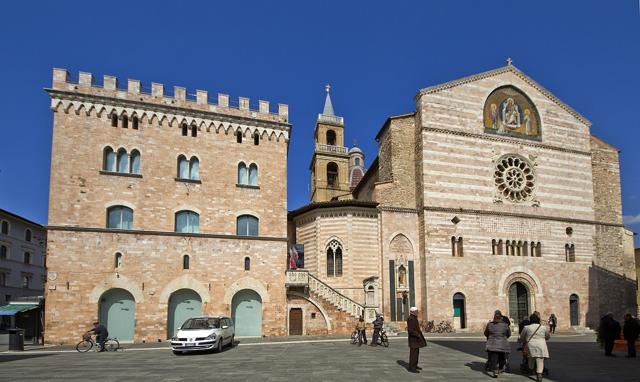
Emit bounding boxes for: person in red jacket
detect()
[406,307,427,373]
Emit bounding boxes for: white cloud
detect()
[623,214,640,225]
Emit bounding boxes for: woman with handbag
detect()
[519,314,550,382]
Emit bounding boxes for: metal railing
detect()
[315,143,348,155]
[317,114,344,125]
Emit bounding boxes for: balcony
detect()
[317,114,344,125]
[285,270,309,286]
[315,143,347,155]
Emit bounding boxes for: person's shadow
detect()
[464,361,487,373]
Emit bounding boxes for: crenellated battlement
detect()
[50,68,289,125]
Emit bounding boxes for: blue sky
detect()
[0,0,639,243]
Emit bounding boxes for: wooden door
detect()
[289,308,303,335]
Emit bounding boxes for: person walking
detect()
[599,312,622,357]
[547,314,557,334]
[406,307,426,373]
[370,313,384,347]
[484,310,511,378]
[622,313,640,358]
[356,315,368,346]
[520,314,550,382]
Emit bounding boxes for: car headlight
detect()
[171,336,178,341]
[205,333,217,340]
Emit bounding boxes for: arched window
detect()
[237,162,248,185]
[535,242,542,257]
[497,240,503,256]
[505,240,511,256]
[566,244,575,262]
[117,148,128,173]
[103,147,116,172]
[132,116,139,130]
[452,237,463,257]
[355,158,360,166]
[244,257,250,271]
[517,241,523,256]
[254,133,259,145]
[122,115,129,129]
[248,164,258,186]
[326,240,343,277]
[398,265,407,287]
[178,155,189,179]
[129,150,141,174]
[191,125,197,137]
[1,221,8,235]
[366,285,375,306]
[111,114,118,127]
[236,215,259,236]
[25,229,32,242]
[0,245,7,259]
[523,241,529,257]
[327,162,338,187]
[23,252,31,264]
[183,255,190,270]
[189,157,199,180]
[326,130,336,146]
[175,210,200,233]
[114,252,122,268]
[492,239,497,255]
[236,130,243,143]
[107,206,133,229]
[181,123,188,136]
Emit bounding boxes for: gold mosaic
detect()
[484,86,540,139]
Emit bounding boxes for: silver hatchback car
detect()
[170,316,235,355]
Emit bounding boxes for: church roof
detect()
[416,63,591,127]
[349,166,365,191]
[348,146,363,155]
[288,199,378,219]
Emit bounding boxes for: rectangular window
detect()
[21,274,31,289]
[0,273,6,286]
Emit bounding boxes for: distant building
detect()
[0,209,46,305]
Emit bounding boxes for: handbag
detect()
[522,324,541,358]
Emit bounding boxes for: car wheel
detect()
[229,335,235,348]
[172,350,183,356]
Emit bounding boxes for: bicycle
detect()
[350,330,359,345]
[76,333,120,352]
[376,329,389,347]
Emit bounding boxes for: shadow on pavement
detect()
[0,353,55,363]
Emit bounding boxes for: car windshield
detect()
[181,318,221,330]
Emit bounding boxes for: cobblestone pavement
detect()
[0,335,638,381]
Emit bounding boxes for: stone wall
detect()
[45,230,287,344]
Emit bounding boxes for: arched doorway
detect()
[508,282,530,322]
[569,294,580,326]
[167,289,202,338]
[232,289,262,337]
[99,288,135,341]
[453,292,466,329]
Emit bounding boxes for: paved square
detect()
[0,335,638,381]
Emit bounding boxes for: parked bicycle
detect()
[75,333,120,352]
[376,329,389,347]
[422,320,454,334]
[350,330,359,345]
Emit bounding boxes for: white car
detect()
[170,316,235,355]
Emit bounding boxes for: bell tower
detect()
[310,85,351,202]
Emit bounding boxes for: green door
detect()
[508,282,529,322]
[99,288,135,341]
[168,289,202,338]
[232,289,262,337]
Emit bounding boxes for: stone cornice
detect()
[46,88,291,133]
[416,65,591,127]
[423,206,624,228]
[422,127,592,156]
[46,225,288,242]
[378,206,418,214]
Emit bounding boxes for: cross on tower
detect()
[325,84,331,93]
[506,57,513,66]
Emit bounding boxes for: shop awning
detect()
[0,303,40,316]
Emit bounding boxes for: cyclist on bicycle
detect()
[355,315,368,346]
[87,321,108,352]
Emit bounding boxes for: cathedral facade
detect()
[287,63,636,333]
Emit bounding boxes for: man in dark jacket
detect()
[599,313,621,357]
[623,314,640,358]
[370,313,384,347]
[89,321,109,352]
[406,307,427,373]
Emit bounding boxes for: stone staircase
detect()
[286,270,365,320]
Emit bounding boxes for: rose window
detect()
[494,155,535,202]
